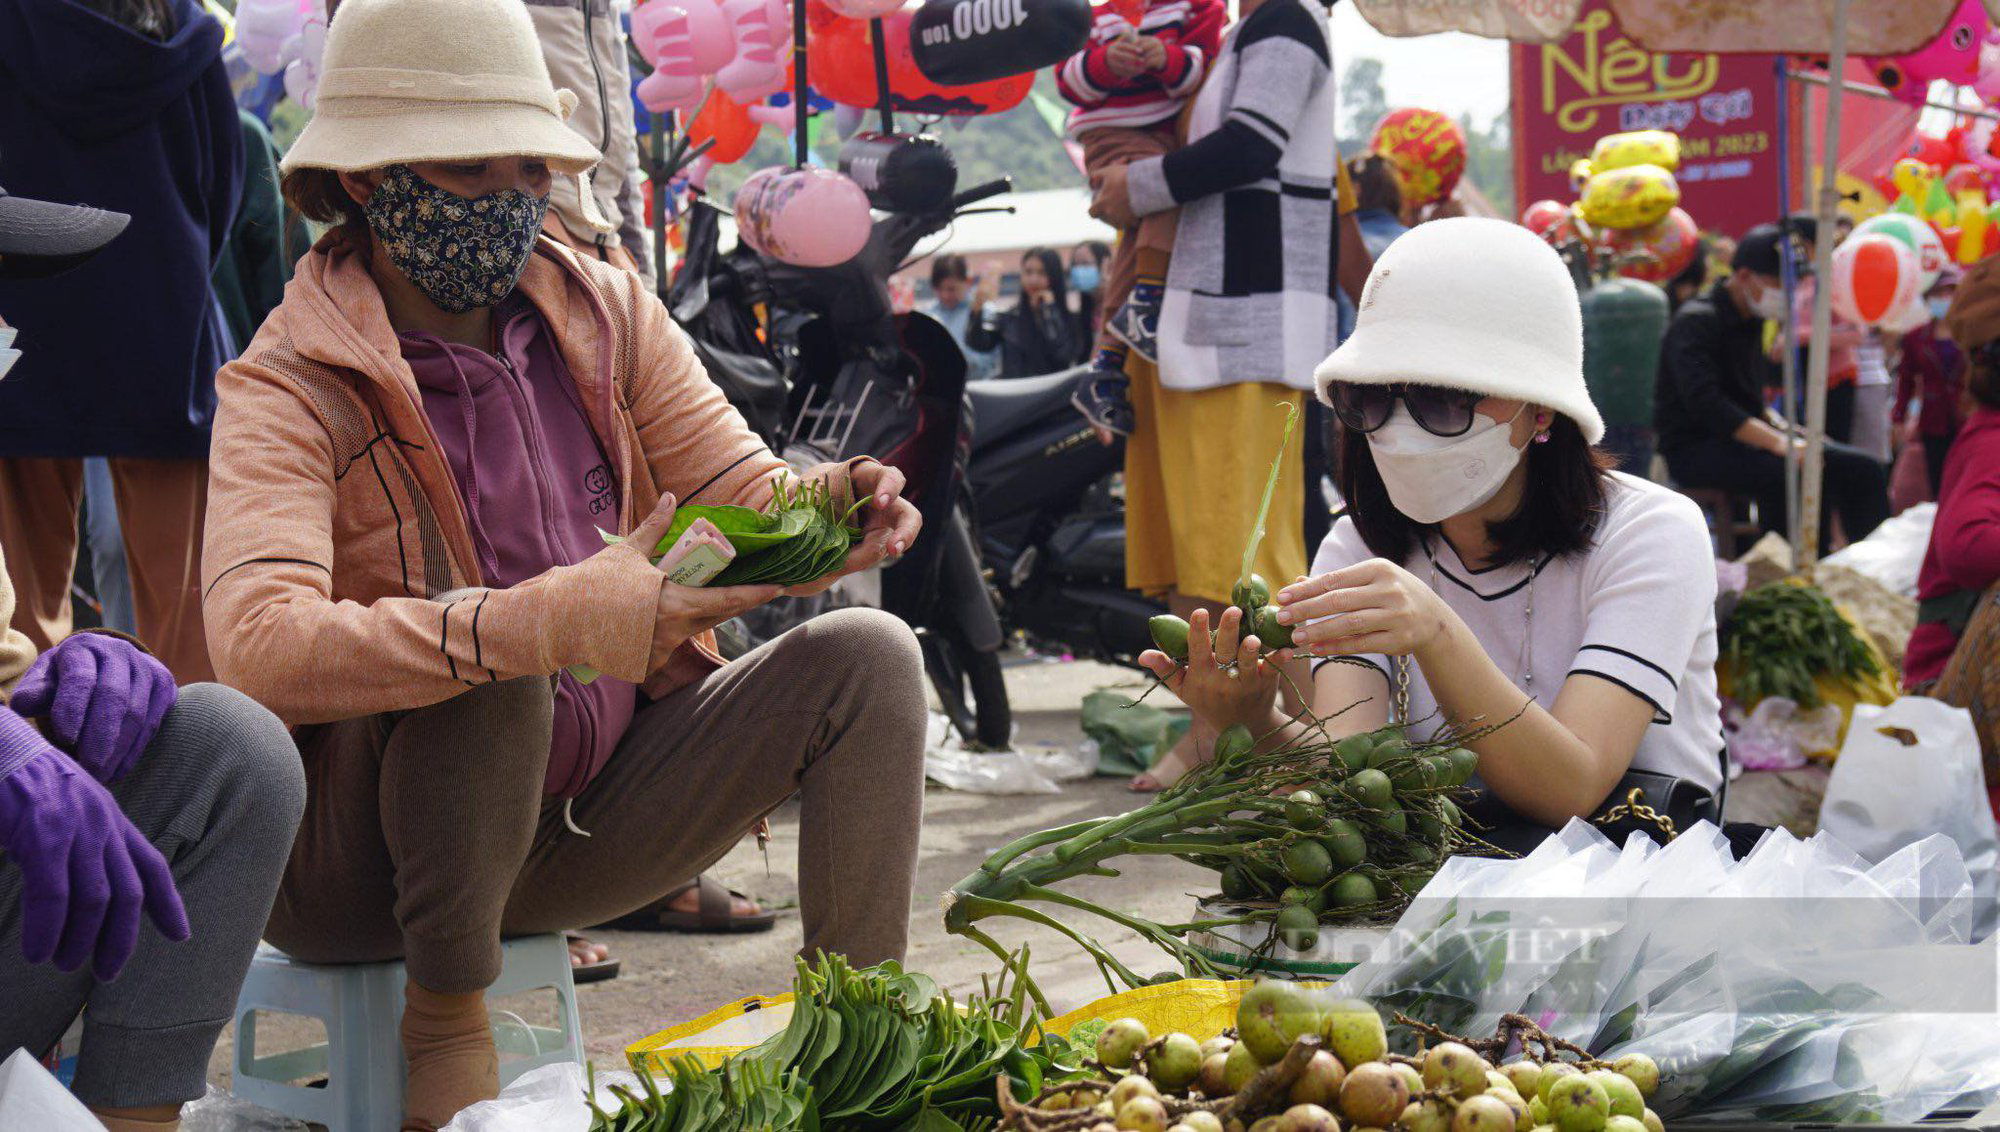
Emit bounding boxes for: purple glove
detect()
[0,708,189,980]
[10,633,177,785]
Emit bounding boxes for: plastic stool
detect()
[230,934,583,1132]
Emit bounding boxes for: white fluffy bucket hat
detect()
[1314,217,1604,445]
[282,0,609,224]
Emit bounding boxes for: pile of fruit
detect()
[999,983,1664,1132]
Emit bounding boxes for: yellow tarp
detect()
[627,980,1329,1073]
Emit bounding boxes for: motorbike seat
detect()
[966,367,1089,446]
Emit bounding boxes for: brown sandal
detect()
[592,874,777,934]
[563,931,621,984]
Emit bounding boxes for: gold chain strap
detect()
[1591,787,1678,841]
[1393,655,1411,724]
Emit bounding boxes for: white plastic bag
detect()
[180,1086,311,1130]
[922,713,1093,794]
[0,1049,102,1130]
[1820,697,2000,940]
[1821,503,1934,598]
[441,1062,648,1132]
[1338,817,2000,1121]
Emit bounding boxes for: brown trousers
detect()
[1081,124,1179,338]
[0,456,213,683]
[263,608,929,992]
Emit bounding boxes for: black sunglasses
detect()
[1329,382,1485,437]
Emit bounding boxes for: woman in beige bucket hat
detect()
[201,0,930,1127]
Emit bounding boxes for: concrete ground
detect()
[202,652,1826,1109]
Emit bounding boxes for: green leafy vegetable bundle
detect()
[615,473,866,588]
[590,952,1073,1132]
[1722,581,1880,709]
[590,1058,816,1131]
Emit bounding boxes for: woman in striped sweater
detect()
[1094,0,1372,790]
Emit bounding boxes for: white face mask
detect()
[1366,404,1528,525]
[1748,282,1787,321]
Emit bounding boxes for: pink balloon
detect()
[1977,28,2000,102]
[633,0,732,85]
[714,0,791,103]
[680,0,736,76]
[632,4,705,112]
[236,0,307,74]
[1865,0,1988,103]
[734,167,872,266]
[283,56,317,111]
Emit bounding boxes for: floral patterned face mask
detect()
[362,164,550,314]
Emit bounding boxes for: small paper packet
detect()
[569,519,739,685]
[656,517,736,586]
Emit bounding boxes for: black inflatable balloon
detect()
[908,0,1091,86]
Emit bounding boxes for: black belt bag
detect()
[1462,768,1722,855]
[1588,768,1721,845]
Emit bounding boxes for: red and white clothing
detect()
[1056,0,1225,136]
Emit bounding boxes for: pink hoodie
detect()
[401,298,633,796]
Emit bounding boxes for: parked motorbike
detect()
[962,367,1165,668]
[669,142,1021,746]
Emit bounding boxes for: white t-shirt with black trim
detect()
[1307,472,1725,795]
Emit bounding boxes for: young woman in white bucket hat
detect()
[200,0,927,1126]
[1140,218,1727,849]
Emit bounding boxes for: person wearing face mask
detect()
[1138,219,1726,849]
[1894,273,1966,498]
[967,246,1084,378]
[1071,240,1110,344]
[1655,224,1889,551]
[201,1,928,1127]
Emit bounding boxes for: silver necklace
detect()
[1391,543,1536,723]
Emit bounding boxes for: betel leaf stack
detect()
[592,952,1069,1131]
[614,473,867,588]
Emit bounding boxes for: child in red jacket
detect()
[1059,0,1224,436]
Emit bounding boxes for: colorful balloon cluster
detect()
[1368,108,1465,209]
[1879,150,2000,268]
[233,0,327,109]
[630,0,1043,194]
[1521,129,1697,284]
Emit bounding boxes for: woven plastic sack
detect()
[626,992,796,1073]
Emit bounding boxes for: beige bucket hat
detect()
[282,0,605,194]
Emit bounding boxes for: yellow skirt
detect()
[1123,358,1306,604]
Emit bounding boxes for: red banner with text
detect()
[1510,1,1794,239]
